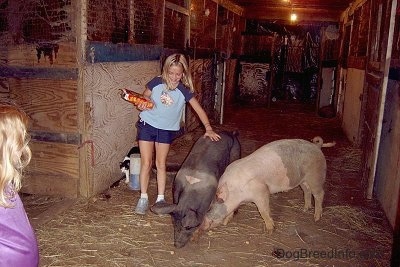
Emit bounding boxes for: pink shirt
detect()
[0,188,39,267]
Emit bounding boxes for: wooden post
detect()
[268,33,277,108]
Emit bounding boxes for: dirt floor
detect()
[23,102,393,267]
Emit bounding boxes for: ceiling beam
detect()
[243,6,342,22]
[210,0,244,16]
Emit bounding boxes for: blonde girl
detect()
[134,53,221,215]
[0,102,39,266]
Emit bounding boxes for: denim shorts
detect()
[136,120,180,144]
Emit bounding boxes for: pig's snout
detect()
[174,240,186,249]
[173,232,191,248]
[204,200,229,229]
[202,212,225,230]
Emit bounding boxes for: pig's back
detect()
[240,138,324,162]
[266,139,325,160]
[256,139,326,171]
[219,139,326,190]
[177,131,239,186]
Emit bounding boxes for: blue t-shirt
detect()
[139,76,194,131]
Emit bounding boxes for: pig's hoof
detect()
[264,222,275,235]
[314,213,322,221]
[222,212,234,226]
[265,226,274,235]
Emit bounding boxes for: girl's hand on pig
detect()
[204,130,221,141]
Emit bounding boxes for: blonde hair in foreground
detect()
[162,53,195,92]
[0,103,32,207]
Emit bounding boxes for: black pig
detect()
[150,130,240,248]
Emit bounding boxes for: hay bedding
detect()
[33,183,391,267]
[25,105,392,266]
[23,194,66,220]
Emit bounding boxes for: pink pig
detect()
[201,137,334,234]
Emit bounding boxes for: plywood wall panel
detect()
[341,68,365,145]
[83,61,160,195]
[22,141,79,197]
[6,42,77,68]
[9,78,78,133]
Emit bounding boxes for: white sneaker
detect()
[134,198,148,215]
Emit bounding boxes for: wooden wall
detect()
[185,58,215,132]
[9,76,80,197]
[341,68,365,145]
[375,1,400,228]
[1,40,81,198]
[25,142,80,197]
[0,0,246,198]
[375,79,400,227]
[0,0,81,197]
[5,42,77,67]
[82,61,160,196]
[337,0,399,230]
[224,58,239,108]
[338,0,370,146]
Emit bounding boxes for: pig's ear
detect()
[185,175,201,185]
[216,182,228,201]
[216,197,224,203]
[150,203,176,215]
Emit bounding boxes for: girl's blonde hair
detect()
[0,103,32,207]
[161,53,195,92]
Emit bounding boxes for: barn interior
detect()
[0,0,399,266]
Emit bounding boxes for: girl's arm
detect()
[188,97,221,141]
[137,87,153,111]
[142,87,152,98]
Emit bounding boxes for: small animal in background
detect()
[201,136,335,235]
[120,144,140,183]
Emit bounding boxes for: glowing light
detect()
[290,12,297,21]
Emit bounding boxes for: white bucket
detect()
[129,154,141,190]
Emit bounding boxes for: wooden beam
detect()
[243,6,342,22]
[165,1,190,16]
[85,42,163,63]
[0,66,78,80]
[210,0,244,16]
